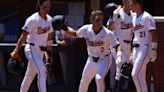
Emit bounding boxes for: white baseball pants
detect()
[78,54,111,92]
[20,44,47,92]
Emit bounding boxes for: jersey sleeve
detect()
[109,32,119,47]
[48,15,54,33]
[147,16,156,31]
[76,25,88,38]
[112,7,121,22]
[49,25,54,33]
[113,10,119,22]
[112,9,120,28]
[22,18,35,33]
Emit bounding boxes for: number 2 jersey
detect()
[76,24,119,57]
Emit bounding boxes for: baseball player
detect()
[130,0,158,92]
[106,0,134,92]
[59,10,121,92]
[10,0,53,92]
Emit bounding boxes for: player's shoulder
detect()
[28,12,45,20]
[83,24,92,27]
[113,5,122,13]
[113,6,122,21]
[113,6,122,15]
[143,11,154,19]
[140,11,154,23]
[28,12,38,19]
[79,24,91,29]
[102,26,114,35]
[25,12,38,23]
[46,14,53,20]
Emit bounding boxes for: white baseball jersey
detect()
[77,24,119,92]
[131,11,156,92]
[132,11,156,44]
[22,12,53,46]
[76,24,119,57]
[113,8,134,40]
[111,8,136,81]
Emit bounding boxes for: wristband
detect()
[152,42,157,50]
[45,57,51,63]
[117,51,122,57]
[13,50,19,53]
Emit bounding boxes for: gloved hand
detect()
[150,49,157,62]
[120,63,133,78]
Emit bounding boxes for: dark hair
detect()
[36,0,49,11]
[90,10,104,22]
[132,0,143,7]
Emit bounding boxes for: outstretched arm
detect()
[60,27,78,38]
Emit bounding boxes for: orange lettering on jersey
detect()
[86,38,105,47]
[133,24,144,31]
[120,22,133,29]
[37,26,51,34]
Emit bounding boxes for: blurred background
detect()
[0,0,164,92]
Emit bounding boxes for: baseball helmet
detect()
[52,15,68,31]
[104,3,117,17]
[7,58,24,74]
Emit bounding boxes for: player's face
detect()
[129,2,137,12]
[92,15,104,26]
[39,0,51,14]
[123,0,131,9]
